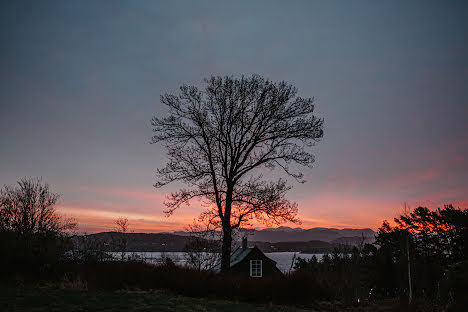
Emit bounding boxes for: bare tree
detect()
[0,177,76,236]
[114,216,129,233]
[113,216,129,261]
[151,75,324,271]
[0,178,76,268]
[184,222,221,271]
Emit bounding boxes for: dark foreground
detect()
[0,286,406,312]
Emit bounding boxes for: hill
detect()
[245,227,375,243]
[71,227,375,252]
[71,232,193,252]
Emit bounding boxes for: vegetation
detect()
[0,178,76,277]
[113,216,130,261]
[0,286,313,312]
[183,225,221,271]
[0,260,398,311]
[0,177,76,235]
[2,286,411,312]
[151,74,324,271]
[1,177,466,310]
[294,204,468,310]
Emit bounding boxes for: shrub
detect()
[42,261,332,305]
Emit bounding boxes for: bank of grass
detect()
[0,285,404,312]
[11,261,333,304]
[0,261,434,311]
[0,286,324,312]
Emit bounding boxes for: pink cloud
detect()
[71,185,168,202]
[407,187,468,209]
[55,153,468,234]
[59,203,197,233]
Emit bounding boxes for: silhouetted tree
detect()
[0,177,76,235]
[151,75,324,271]
[184,236,220,271]
[113,216,129,261]
[0,178,76,275]
[69,233,112,263]
[183,222,220,271]
[291,204,467,307]
[375,204,468,304]
[114,216,129,233]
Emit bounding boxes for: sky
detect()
[1,1,467,233]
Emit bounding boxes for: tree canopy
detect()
[151,74,324,270]
[0,177,76,236]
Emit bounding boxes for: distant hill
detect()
[71,232,193,252]
[72,227,376,253]
[244,227,376,243]
[250,240,333,253]
[330,235,375,246]
[175,226,375,243]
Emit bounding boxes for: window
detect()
[250,260,262,277]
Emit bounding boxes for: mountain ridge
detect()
[173,226,375,243]
[71,232,375,253]
[71,227,376,253]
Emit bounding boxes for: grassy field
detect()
[0,286,320,312]
[0,285,405,312]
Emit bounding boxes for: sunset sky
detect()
[1,1,467,233]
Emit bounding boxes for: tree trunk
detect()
[220,226,232,272]
[220,185,233,272]
[406,233,412,304]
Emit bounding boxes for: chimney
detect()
[242,236,247,249]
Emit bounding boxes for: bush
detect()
[0,178,76,280]
[37,261,332,305]
[0,231,72,279]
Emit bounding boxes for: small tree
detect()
[0,177,76,235]
[0,178,76,272]
[151,75,324,271]
[114,216,129,233]
[113,216,129,261]
[71,233,112,263]
[183,223,221,271]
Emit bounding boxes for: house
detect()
[212,237,283,278]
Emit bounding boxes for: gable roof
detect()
[211,246,276,272]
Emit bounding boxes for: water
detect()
[109,251,323,273]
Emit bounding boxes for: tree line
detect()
[293,204,468,309]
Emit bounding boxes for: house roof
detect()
[211,246,276,272]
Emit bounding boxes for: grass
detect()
[0,285,407,312]
[0,286,313,312]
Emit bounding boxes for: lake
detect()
[109,251,324,273]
